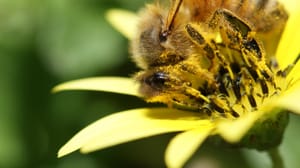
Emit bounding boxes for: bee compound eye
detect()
[145,72,169,89]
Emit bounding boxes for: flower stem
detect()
[268,148,284,168]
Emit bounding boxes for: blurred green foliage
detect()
[0,0,299,168]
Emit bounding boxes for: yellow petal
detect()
[219,79,300,143]
[276,0,300,69]
[217,111,264,143]
[58,108,212,157]
[275,81,300,115]
[52,77,141,97]
[286,56,300,81]
[278,0,299,14]
[106,9,138,40]
[165,128,212,168]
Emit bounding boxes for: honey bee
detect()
[131,0,288,117]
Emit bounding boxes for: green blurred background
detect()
[1,0,300,167]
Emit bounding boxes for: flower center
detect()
[187,53,300,119]
[164,48,300,119]
[209,59,284,118]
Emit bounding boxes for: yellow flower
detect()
[54,1,300,168]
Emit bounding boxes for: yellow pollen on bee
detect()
[132,0,291,119]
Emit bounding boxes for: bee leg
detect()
[183,86,211,103]
[179,62,218,89]
[148,71,212,104]
[213,45,235,80]
[185,23,236,81]
[208,9,260,60]
[209,9,274,83]
[208,8,252,46]
[184,23,220,74]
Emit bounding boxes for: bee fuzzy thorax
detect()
[131,0,290,119]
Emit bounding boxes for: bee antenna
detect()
[161,0,183,40]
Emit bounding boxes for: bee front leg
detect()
[185,23,235,80]
[178,61,218,90]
